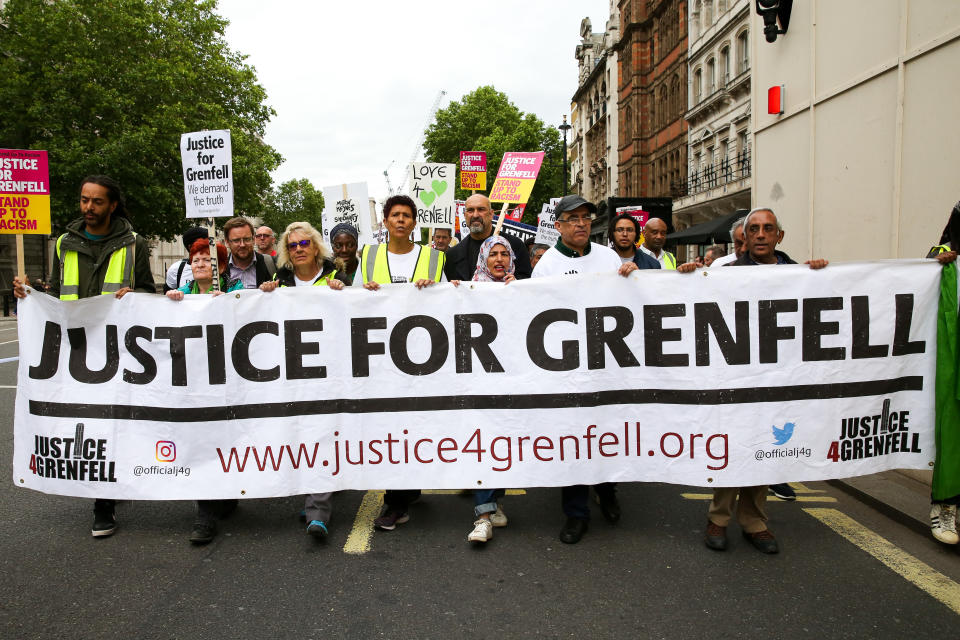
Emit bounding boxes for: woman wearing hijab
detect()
[453,235,517,542]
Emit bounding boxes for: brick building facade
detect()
[614,0,688,199]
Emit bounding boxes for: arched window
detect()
[737,30,749,74]
[719,45,730,86]
[672,74,682,115]
[691,0,701,39]
[706,57,715,94]
[693,68,702,104]
[704,0,713,26]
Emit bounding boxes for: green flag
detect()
[933,261,960,500]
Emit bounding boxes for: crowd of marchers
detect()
[13,175,960,554]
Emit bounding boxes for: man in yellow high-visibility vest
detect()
[14,175,155,538]
[639,217,677,270]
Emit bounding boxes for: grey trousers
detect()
[304,492,333,523]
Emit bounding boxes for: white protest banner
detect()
[535,197,561,245]
[321,182,374,248]
[14,261,939,500]
[181,130,233,218]
[410,163,456,229]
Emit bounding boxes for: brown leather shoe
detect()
[705,521,727,550]
[743,529,779,554]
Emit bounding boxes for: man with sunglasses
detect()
[255,225,278,257]
[223,217,275,288]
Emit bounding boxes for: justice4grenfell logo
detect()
[755,421,810,461]
[29,423,117,483]
[827,398,921,463]
[772,422,795,445]
[133,440,191,478]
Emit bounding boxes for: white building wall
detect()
[751,0,960,260]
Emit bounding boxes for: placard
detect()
[181,130,234,218]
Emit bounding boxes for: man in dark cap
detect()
[164,226,209,292]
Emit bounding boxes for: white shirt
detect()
[294,274,318,286]
[710,253,738,268]
[165,260,193,290]
[532,242,622,278]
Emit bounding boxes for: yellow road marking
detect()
[805,507,960,615]
[342,490,383,555]
[423,489,527,495]
[681,492,836,503]
[789,482,826,494]
[343,489,527,554]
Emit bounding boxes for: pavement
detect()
[831,469,937,537]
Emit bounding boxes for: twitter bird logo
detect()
[772,422,795,446]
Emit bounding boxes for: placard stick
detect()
[15,235,25,283]
[205,217,220,292]
[492,202,509,237]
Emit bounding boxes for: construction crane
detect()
[383,89,447,196]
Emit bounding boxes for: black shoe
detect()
[559,517,588,544]
[597,492,621,524]
[743,529,779,554]
[705,521,727,551]
[189,520,217,545]
[769,483,796,501]
[92,507,117,538]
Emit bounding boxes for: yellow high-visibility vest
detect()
[662,250,677,270]
[358,244,445,285]
[57,233,135,300]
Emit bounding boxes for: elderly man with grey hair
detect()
[705,206,827,555]
[710,214,748,267]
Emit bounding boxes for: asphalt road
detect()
[1,317,959,639]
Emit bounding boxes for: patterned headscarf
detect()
[472,236,516,282]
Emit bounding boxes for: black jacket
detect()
[631,249,662,270]
[273,259,346,287]
[444,233,532,281]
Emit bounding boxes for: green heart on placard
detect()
[432,180,447,196]
[421,191,436,206]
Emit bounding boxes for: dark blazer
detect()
[731,250,796,266]
[631,250,662,270]
[444,233,532,281]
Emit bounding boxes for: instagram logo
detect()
[156,441,176,462]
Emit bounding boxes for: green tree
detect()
[423,86,563,225]
[0,0,283,240]
[260,178,325,236]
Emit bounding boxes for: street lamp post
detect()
[559,115,572,196]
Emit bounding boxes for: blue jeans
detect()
[474,488,505,517]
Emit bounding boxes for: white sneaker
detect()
[930,503,959,544]
[490,503,508,528]
[468,518,493,543]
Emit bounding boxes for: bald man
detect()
[443,193,532,280]
[639,218,677,270]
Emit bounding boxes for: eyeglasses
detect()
[558,215,594,226]
[255,233,273,239]
[228,237,254,245]
[287,239,312,250]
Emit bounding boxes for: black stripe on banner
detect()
[28,376,923,423]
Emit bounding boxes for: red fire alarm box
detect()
[768,85,785,115]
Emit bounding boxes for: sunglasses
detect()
[287,239,312,250]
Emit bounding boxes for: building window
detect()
[704,0,713,27]
[691,0,701,39]
[719,46,730,87]
[706,58,715,94]
[737,30,749,74]
[693,69,702,104]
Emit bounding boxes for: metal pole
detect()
[559,115,572,197]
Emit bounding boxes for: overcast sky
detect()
[216,0,610,204]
